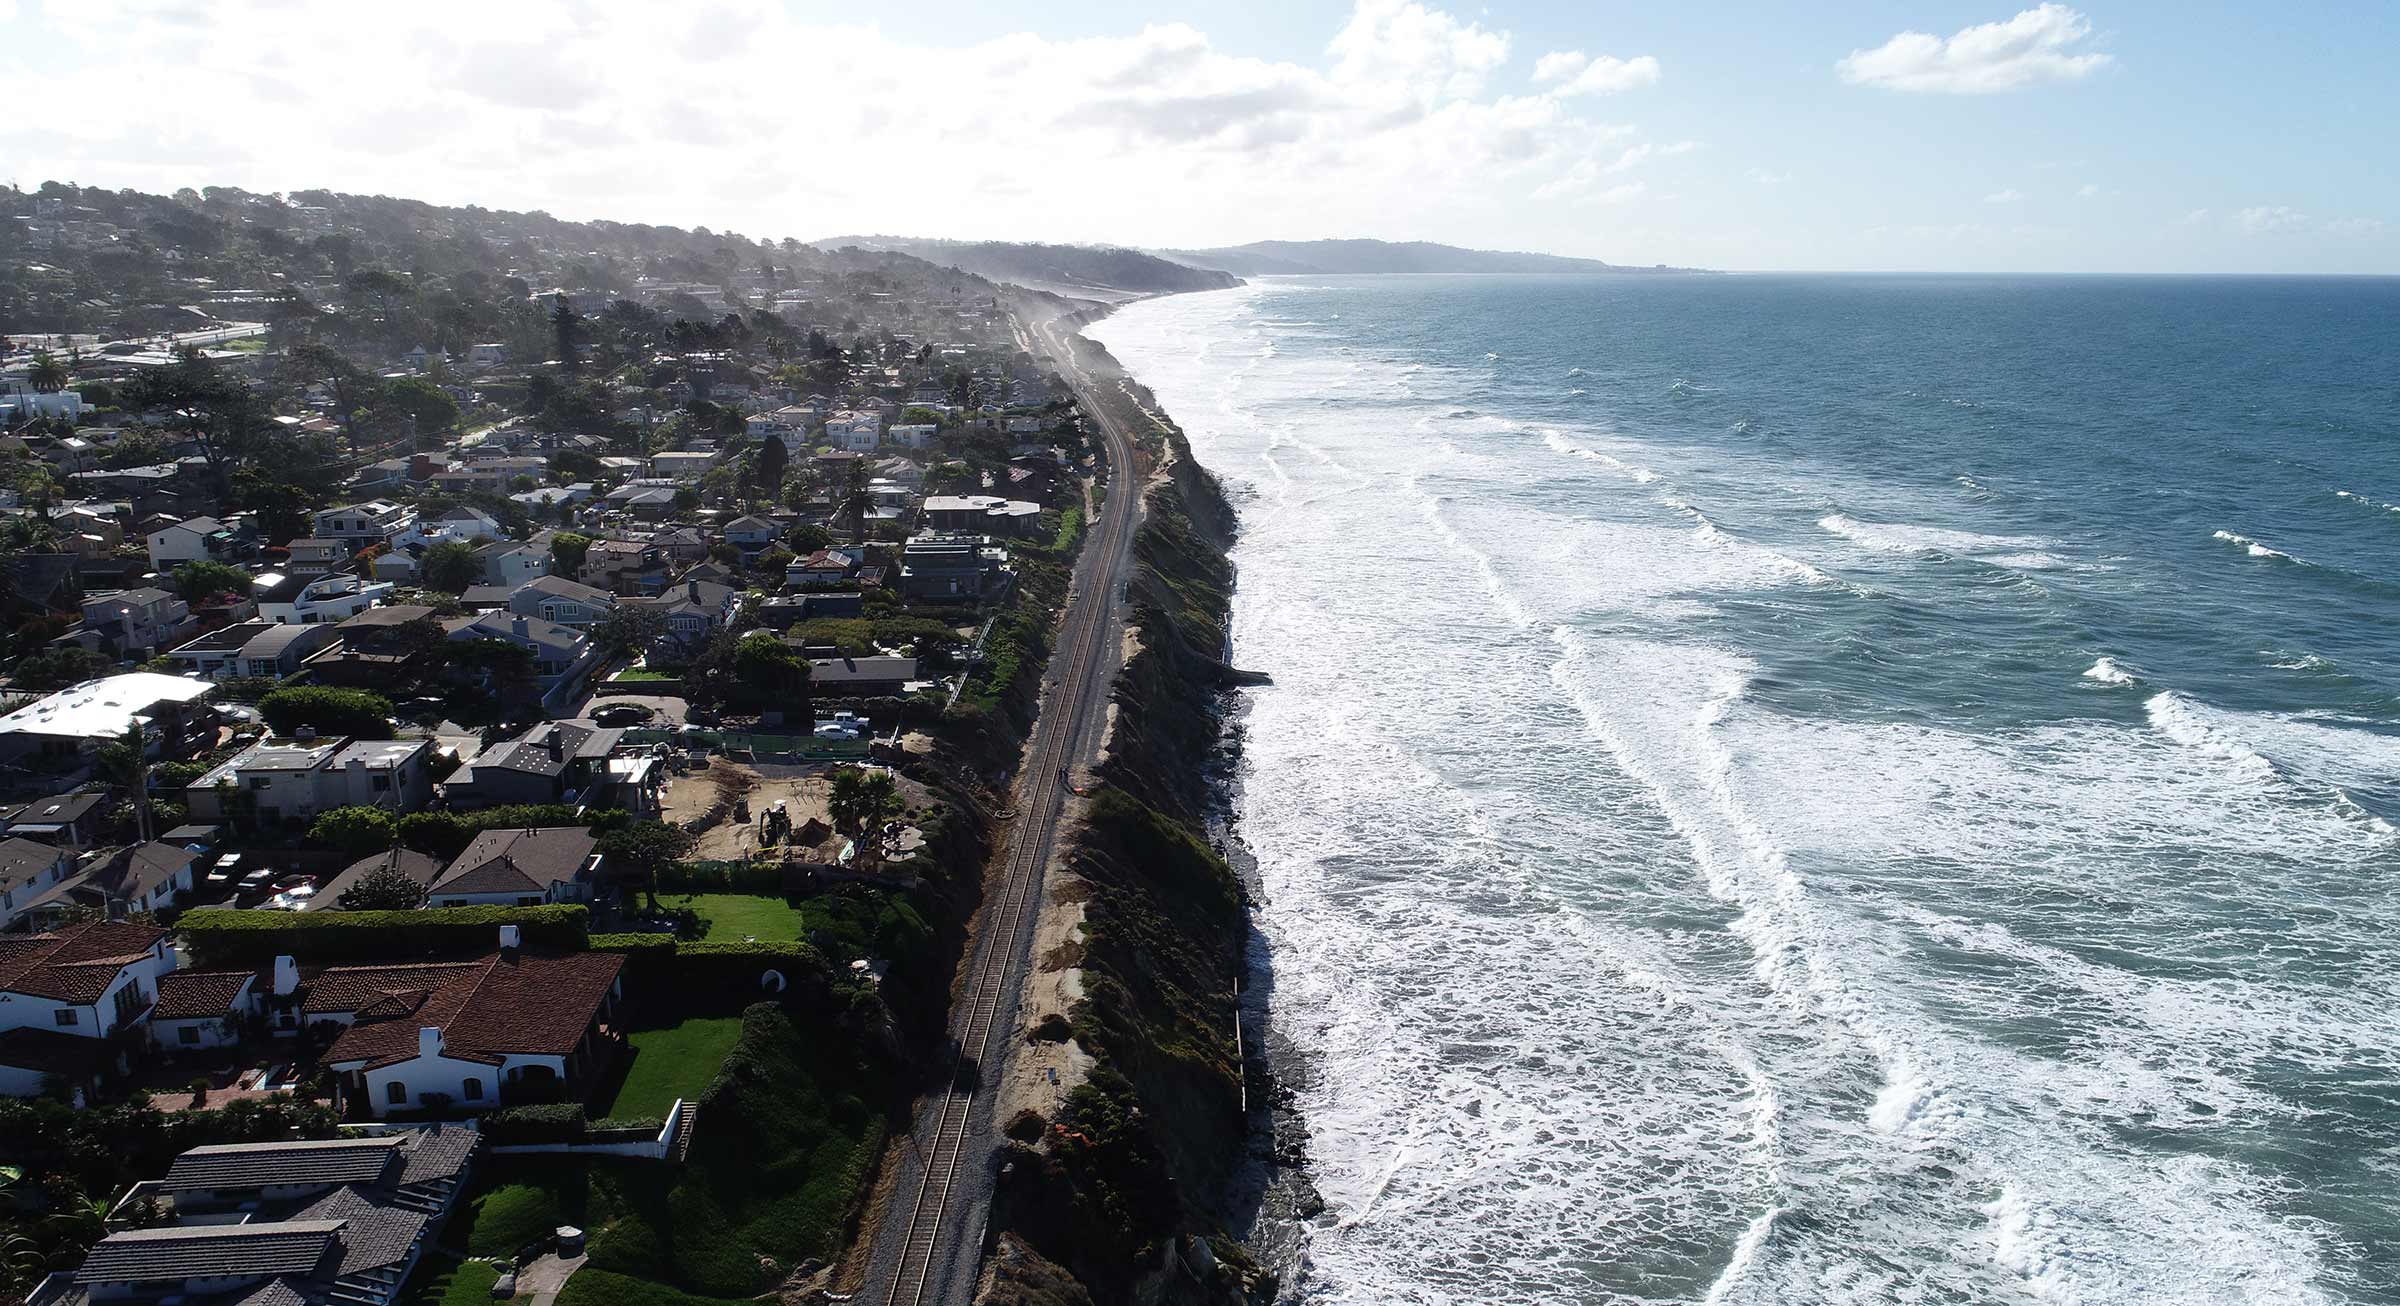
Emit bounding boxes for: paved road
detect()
[857,309,1147,1306]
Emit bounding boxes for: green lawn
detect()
[448,1166,579,1258]
[592,1016,746,1121]
[555,1269,750,1306]
[400,1256,507,1306]
[660,892,805,942]
[610,668,677,682]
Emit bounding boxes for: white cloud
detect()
[2076,183,2100,198]
[2177,208,2212,225]
[1838,4,2112,94]
[2323,217,2388,237]
[0,0,1669,251]
[1747,168,1792,185]
[1984,188,2024,203]
[1533,48,1662,95]
[2234,205,2307,234]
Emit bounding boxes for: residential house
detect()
[898,533,1011,602]
[312,500,415,547]
[258,573,392,626]
[580,540,668,595]
[506,574,615,628]
[143,515,234,570]
[24,841,199,923]
[283,538,352,576]
[621,578,743,657]
[300,606,441,689]
[0,793,107,850]
[315,949,623,1115]
[887,422,937,450]
[650,526,708,568]
[0,673,216,765]
[724,514,783,552]
[46,1130,478,1306]
[0,921,175,1098]
[648,450,717,480]
[164,621,276,680]
[785,547,861,589]
[923,494,1043,536]
[185,736,435,829]
[425,828,602,908]
[475,538,551,587]
[466,342,507,369]
[441,722,622,810]
[305,847,445,913]
[805,655,919,698]
[146,968,258,1051]
[443,613,599,698]
[825,410,881,452]
[232,623,340,679]
[79,587,194,658]
[0,837,74,930]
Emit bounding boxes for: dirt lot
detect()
[659,758,839,859]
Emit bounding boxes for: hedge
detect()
[481,1103,588,1145]
[655,859,786,896]
[588,935,828,997]
[178,904,591,966]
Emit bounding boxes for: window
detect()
[372,774,391,792]
[249,776,270,790]
[178,1026,201,1045]
[462,1078,483,1101]
[387,1081,408,1105]
[54,1008,77,1026]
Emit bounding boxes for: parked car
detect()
[207,852,243,884]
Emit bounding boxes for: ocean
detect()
[1087,274,2400,1306]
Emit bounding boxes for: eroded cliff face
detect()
[979,353,1270,1306]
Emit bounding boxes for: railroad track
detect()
[873,314,1144,1306]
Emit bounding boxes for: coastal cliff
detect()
[978,336,1270,1305]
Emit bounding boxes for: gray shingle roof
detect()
[75,1221,344,1285]
[293,1186,429,1275]
[159,1137,402,1193]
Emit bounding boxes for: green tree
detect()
[257,686,394,739]
[26,352,69,394]
[596,822,692,912]
[94,724,153,845]
[752,432,788,493]
[336,860,427,911]
[549,531,592,574]
[730,631,811,713]
[421,540,482,593]
[589,603,669,661]
[170,559,252,603]
[307,806,397,857]
[12,647,110,690]
[396,810,475,860]
[827,765,903,842]
[373,376,460,436]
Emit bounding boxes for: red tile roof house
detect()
[0,921,176,1099]
[311,950,626,1117]
[147,968,261,1053]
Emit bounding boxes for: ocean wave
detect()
[1567,387,1588,396]
[2263,649,2338,675]
[2083,657,2138,685]
[2210,529,2303,564]
[2334,488,2400,516]
[1817,513,2062,570]
[1541,429,1659,483]
[1566,366,1587,377]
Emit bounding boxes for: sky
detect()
[5,0,2396,273]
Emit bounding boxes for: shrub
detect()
[258,686,394,740]
[481,1103,588,1145]
[177,904,589,966]
[307,806,396,857]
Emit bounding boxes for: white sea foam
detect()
[2211,529,2302,563]
[1817,512,2053,562]
[2334,488,2400,515]
[1540,429,1659,483]
[2083,656,2137,684]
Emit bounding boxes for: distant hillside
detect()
[1154,238,1704,276]
[817,236,1240,300]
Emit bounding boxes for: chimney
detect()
[546,730,564,763]
[272,955,299,997]
[418,1025,443,1059]
[294,725,316,744]
[688,579,701,602]
[512,616,530,637]
[498,924,521,953]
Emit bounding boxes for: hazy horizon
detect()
[7,1,2395,275]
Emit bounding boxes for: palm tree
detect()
[96,723,152,845]
[838,463,871,545]
[26,352,68,394]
